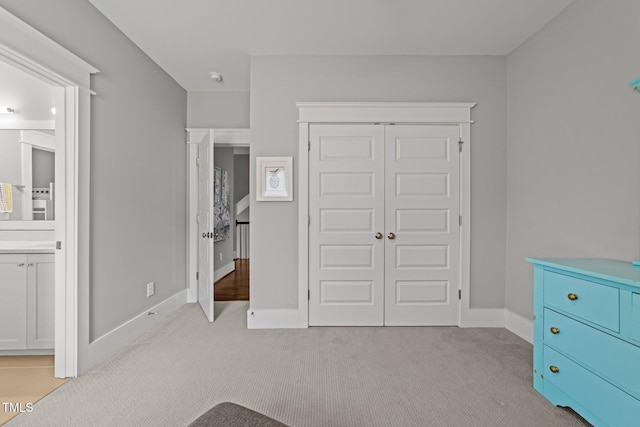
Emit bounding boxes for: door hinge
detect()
[196,271,199,281]
[308,289,311,300]
[196,156,200,167]
[459,215,462,226]
[458,289,462,300]
[308,140,311,151]
[458,138,464,153]
[196,214,200,224]
[308,215,311,226]
[56,241,62,250]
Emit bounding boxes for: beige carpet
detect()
[0,356,67,425]
[6,302,589,426]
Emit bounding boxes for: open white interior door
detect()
[197,132,214,322]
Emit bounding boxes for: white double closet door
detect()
[309,124,461,326]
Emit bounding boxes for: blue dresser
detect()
[527,258,640,426]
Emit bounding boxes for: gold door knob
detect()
[550,327,560,335]
[567,293,578,301]
[387,232,396,240]
[375,232,383,240]
[549,365,560,373]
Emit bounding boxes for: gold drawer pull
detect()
[567,293,578,301]
[550,327,560,335]
[549,365,560,374]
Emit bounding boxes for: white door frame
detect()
[186,128,250,303]
[0,7,97,377]
[297,102,475,328]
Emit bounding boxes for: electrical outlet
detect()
[146,281,155,297]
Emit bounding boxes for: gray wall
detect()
[505,0,640,319]
[233,154,249,204]
[250,55,507,310]
[32,149,54,188]
[0,0,188,341]
[187,91,250,128]
[213,147,234,270]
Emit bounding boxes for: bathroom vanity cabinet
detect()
[0,253,54,351]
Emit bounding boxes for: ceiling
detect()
[88,0,574,93]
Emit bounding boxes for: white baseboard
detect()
[214,261,235,282]
[247,308,304,329]
[88,289,188,368]
[505,310,533,343]
[460,308,505,327]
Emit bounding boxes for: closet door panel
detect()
[309,124,385,326]
[384,125,460,325]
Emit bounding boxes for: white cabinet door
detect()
[308,125,385,326]
[384,125,460,325]
[0,255,28,349]
[27,254,55,349]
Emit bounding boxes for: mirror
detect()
[0,129,55,221]
[0,55,56,224]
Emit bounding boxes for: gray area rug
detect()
[6,302,589,426]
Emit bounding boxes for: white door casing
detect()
[197,133,215,322]
[0,7,98,376]
[298,102,475,328]
[186,129,250,306]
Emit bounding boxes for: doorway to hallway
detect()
[214,258,249,301]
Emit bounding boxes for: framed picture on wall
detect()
[256,156,293,201]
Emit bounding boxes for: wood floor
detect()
[214,258,249,301]
[0,355,67,425]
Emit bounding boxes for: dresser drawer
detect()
[544,346,640,426]
[543,270,619,332]
[544,308,640,398]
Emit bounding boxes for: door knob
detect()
[567,293,578,301]
[375,232,383,240]
[387,232,396,240]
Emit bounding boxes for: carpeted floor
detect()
[5,302,590,426]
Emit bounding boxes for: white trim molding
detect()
[296,102,476,124]
[505,310,534,344]
[297,102,476,329]
[214,261,235,283]
[460,308,506,328]
[247,308,306,329]
[88,290,188,367]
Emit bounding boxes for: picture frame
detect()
[256,156,293,201]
